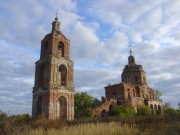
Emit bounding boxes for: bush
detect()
[114,106,136,118]
[164,108,179,117]
[137,105,151,116]
[0,111,7,127]
[10,114,31,125]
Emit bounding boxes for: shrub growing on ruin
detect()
[114,106,136,118]
[137,105,151,116]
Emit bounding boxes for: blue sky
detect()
[0,0,180,114]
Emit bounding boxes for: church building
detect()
[32,16,74,120]
[104,49,162,115]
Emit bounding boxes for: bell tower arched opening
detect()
[57,96,67,119]
[36,96,43,117]
[59,65,67,86]
[38,65,45,87]
[58,42,64,57]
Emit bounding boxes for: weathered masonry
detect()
[94,50,163,116]
[32,16,74,120]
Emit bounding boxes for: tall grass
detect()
[12,121,180,135]
[1,114,180,135]
[15,122,140,135]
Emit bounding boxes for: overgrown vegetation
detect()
[114,106,136,118]
[74,92,101,118]
[0,108,180,135]
[137,105,151,116]
[0,93,179,135]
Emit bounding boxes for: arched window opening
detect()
[109,105,113,112]
[128,92,131,98]
[112,92,116,99]
[144,99,148,105]
[59,65,67,86]
[36,96,43,117]
[155,105,157,111]
[101,109,107,117]
[117,101,122,106]
[136,86,140,97]
[58,96,67,119]
[150,104,154,115]
[45,42,48,50]
[39,65,45,86]
[126,76,130,83]
[157,105,161,115]
[42,42,48,57]
[131,58,135,63]
[58,42,64,57]
[135,76,138,82]
[154,105,158,114]
[109,105,114,116]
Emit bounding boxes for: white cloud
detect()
[0,0,180,114]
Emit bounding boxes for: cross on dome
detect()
[55,9,59,21]
[129,48,133,56]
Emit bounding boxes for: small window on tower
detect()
[59,64,67,86]
[58,42,63,49]
[39,64,45,86]
[127,76,129,82]
[45,42,48,50]
[58,42,64,57]
[135,76,138,82]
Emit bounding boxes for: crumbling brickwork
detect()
[32,17,74,120]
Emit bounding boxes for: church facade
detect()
[104,50,162,115]
[32,16,74,120]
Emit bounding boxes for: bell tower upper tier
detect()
[40,17,70,60]
[34,16,74,91]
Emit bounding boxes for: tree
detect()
[92,98,101,108]
[163,103,171,109]
[0,110,7,120]
[178,102,180,109]
[10,114,31,125]
[154,90,162,100]
[74,92,94,118]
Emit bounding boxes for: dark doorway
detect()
[36,96,43,117]
[58,96,67,119]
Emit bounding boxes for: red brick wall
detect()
[32,19,74,120]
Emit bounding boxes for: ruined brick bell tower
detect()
[32,15,74,120]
